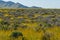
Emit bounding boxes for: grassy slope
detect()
[0,9,60,40]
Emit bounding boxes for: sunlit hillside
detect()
[0,9,60,40]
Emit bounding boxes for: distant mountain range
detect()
[0,0,41,8]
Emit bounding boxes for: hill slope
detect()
[0,1,28,8]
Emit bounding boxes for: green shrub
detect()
[10,31,23,38]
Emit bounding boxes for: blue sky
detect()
[3,0,60,8]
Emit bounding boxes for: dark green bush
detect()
[10,31,23,38]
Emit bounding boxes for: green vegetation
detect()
[0,8,60,40]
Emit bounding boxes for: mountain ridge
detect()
[0,0,41,8]
[0,0,28,8]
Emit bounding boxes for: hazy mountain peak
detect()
[0,0,41,8]
[0,0,28,8]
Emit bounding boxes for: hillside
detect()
[0,0,28,8]
[0,9,60,40]
[0,0,41,8]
